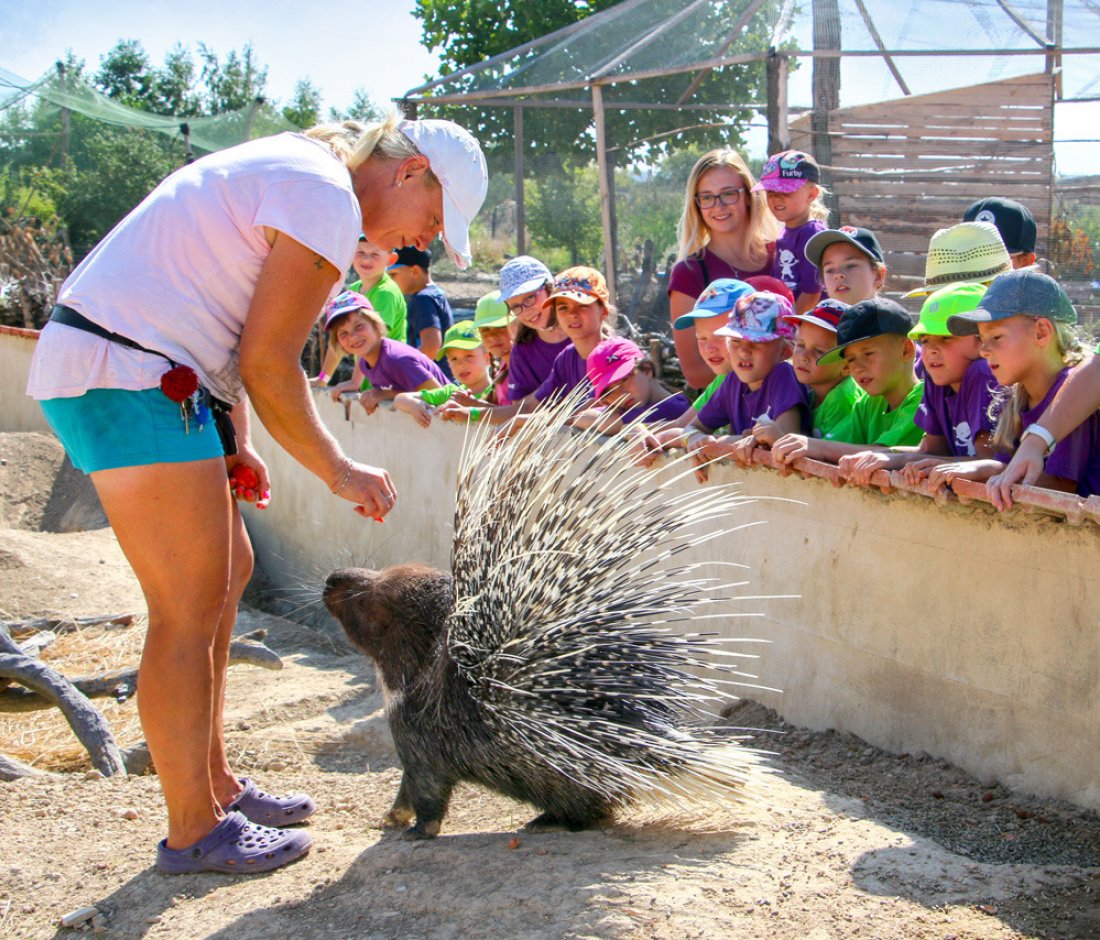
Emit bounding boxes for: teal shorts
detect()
[39,387,225,474]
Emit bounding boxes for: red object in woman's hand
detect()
[229,465,260,490]
[160,365,200,403]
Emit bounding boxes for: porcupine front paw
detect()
[399,819,442,840]
[378,806,414,829]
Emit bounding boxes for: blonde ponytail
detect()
[304,107,423,171]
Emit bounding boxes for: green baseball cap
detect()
[473,290,513,329]
[437,320,483,360]
[909,282,987,339]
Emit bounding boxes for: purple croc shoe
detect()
[156,811,312,874]
[227,777,316,827]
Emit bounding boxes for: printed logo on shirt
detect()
[954,420,975,456]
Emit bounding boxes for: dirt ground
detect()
[1,430,1098,940]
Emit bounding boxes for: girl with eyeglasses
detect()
[496,255,570,402]
[669,149,780,389]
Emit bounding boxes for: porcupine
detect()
[324,391,769,839]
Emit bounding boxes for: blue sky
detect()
[1,0,1094,175]
[1,0,440,114]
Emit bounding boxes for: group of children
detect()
[312,148,1100,504]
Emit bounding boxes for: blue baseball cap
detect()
[673,278,754,330]
[946,270,1076,336]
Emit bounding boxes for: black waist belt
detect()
[50,305,167,359]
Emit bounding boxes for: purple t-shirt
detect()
[696,361,809,435]
[621,392,692,425]
[668,247,774,301]
[998,367,1100,498]
[534,345,592,402]
[358,338,447,392]
[508,335,571,401]
[773,220,826,299]
[915,357,998,457]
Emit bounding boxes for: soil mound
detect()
[0,432,107,533]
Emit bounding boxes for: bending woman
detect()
[25,112,486,874]
[669,149,779,388]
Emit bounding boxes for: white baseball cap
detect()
[399,119,487,270]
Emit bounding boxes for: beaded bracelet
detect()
[330,458,353,496]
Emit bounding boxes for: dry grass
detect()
[1,619,147,772]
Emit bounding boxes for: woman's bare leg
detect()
[209,503,254,807]
[91,457,235,850]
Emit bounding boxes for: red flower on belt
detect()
[160,365,200,403]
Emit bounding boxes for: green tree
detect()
[412,0,772,169]
[329,87,383,124]
[199,42,268,113]
[94,40,155,107]
[282,78,322,129]
[527,160,603,266]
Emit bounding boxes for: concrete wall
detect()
[4,328,1099,811]
[0,326,53,434]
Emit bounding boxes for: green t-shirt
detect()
[692,373,726,411]
[349,273,407,342]
[812,375,866,442]
[846,381,925,447]
[419,383,493,420]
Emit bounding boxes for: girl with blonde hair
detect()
[923,270,1100,499]
[669,148,781,388]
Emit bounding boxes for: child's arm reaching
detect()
[393,391,435,428]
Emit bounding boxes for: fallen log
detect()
[3,613,136,640]
[0,638,283,713]
[0,628,126,777]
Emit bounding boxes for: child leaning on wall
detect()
[836,283,1000,487]
[753,150,828,316]
[323,290,445,416]
[571,337,690,436]
[921,270,1100,499]
[311,236,407,388]
[764,298,865,446]
[394,321,495,427]
[678,290,809,481]
[634,279,757,464]
[804,226,887,307]
[769,297,924,469]
[472,291,516,405]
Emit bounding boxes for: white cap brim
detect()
[441,187,472,270]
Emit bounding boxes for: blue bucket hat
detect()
[499,256,553,303]
[672,278,754,330]
[946,270,1076,336]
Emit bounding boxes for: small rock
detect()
[146,915,162,924]
[981,791,995,803]
[118,808,139,820]
[931,790,944,799]
[83,770,104,781]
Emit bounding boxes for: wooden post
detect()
[592,84,617,310]
[180,122,194,164]
[1047,0,1063,99]
[766,50,790,155]
[514,105,526,256]
[244,96,264,140]
[55,61,70,167]
[812,0,841,224]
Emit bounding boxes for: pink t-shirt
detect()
[28,133,360,404]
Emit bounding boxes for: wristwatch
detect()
[1020,423,1056,456]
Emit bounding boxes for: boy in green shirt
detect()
[770,297,924,467]
[394,321,494,427]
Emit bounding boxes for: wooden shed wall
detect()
[789,73,1055,292]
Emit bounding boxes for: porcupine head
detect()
[324,562,620,840]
